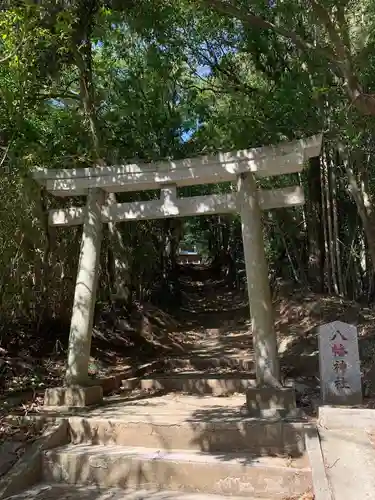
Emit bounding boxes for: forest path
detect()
[2,263,375,412]
[159,265,254,374]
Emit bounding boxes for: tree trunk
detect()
[331,153,345,295]
[321,153,332,293]
[324,151,339,295]
[306,157,324,291]
[340,147,375,272]
[160,219,182,306]
[36,187,54,329]
[71,7,131,310]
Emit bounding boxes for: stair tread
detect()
[61,394,306,424]
[45,444,310,469]
[123,373,255,379]
[68,414,305,423]
[7,483,271,499]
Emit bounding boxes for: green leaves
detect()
[1,0,375,324]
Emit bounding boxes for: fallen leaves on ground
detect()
[0,414,46,478]
[284,490,314,500]
[0,416,42,443]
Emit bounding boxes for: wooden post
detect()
[237,173,280,387]
[66,188,104,386]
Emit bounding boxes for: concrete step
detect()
[42,444,311,498]
[121,373,256,396]
[129,357,256,378]
[7,483,273,499]
[68,415,307,456]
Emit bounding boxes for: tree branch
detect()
[194,44,259,96]
[308,1,373,112]
[201,0,334,60]
[0,40,25,64]
[335,5,352,57]
[310,0,348,61]
[182,82,259,96]
[0,138,12,170]
[39,91,80,101]
[201,0,375,115]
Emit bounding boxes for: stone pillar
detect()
[237,173,280,387]
[65,188,104,386]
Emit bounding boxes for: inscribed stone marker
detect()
[318,321,362,406]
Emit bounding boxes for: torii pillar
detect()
[44,188,105,407]
[238,173,296,417]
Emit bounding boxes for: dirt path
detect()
[159,267,254,374]
[3,264,375,412]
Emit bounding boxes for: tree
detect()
[200,0,375,115]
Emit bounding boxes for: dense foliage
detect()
[2,0,375,338]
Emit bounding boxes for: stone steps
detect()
[4,395,314,499]
[42,444,311,499]
[121,373,256,396]
[7,483,272,499]
[68,415,306,456]
[130,358,256,377]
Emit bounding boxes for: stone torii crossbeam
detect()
[33,134,322,409]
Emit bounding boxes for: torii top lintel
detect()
[33,134,322,197]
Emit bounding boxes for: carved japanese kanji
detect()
[331,343,348,357]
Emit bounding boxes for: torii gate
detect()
[33,134,322,408]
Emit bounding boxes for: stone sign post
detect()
[318,321,362,406]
